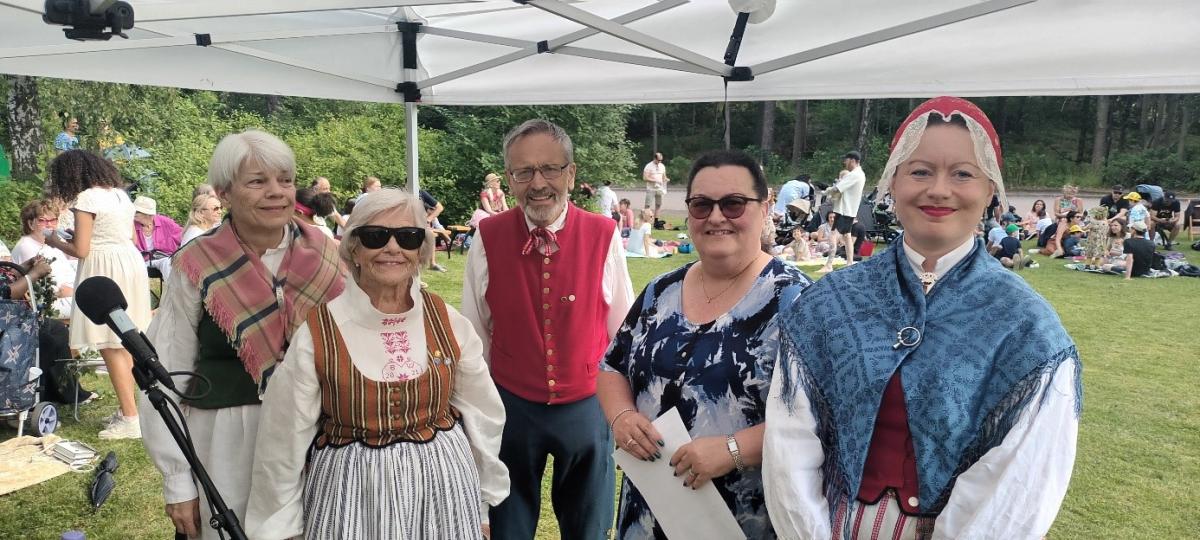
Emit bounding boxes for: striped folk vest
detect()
[309,289,460,449]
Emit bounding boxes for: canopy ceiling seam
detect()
[752,0,1038,76]
[413,0,687,91]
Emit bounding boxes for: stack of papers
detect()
[50,441,98,468]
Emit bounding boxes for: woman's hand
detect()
[165,498,201,537]
[612,410,664,462]
[481,523,491,539]
[670,436,735,490]
[23,257,52,281]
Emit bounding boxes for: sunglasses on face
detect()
[353,226,425,250]
[684,195,762,220]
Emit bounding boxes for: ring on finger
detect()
[625,437,636,448]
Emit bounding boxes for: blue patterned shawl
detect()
[776,235,1081,527]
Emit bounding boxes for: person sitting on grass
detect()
[1060,224,1084,258]
[1021,199,1047,240]
[1105,218,1127,266]
[617,198,635,237]
[993,223,1031,269]
[1108,220,1156,279]
[626,208,657,257]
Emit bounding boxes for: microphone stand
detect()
[131,358,247,540]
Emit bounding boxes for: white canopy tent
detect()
[2,0,1198,188]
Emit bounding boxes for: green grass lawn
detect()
[2,231,1198,539]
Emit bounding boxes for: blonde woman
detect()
[181,193,223,245]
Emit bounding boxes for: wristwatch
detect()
[726,435,745,472]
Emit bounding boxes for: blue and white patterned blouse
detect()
[602,258,810,540]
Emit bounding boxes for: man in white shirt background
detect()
[596,180,620,220]
[820,150,867,273]
[642,152,668,223]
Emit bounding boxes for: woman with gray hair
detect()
[246,188,509,540]
[142,129,345,539]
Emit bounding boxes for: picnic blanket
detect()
[0,434,69,495]
[1064,263,1173,278]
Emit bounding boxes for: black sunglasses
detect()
[353,226,425,250]
[684,195,762,220]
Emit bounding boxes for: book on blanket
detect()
[51,440,98,467]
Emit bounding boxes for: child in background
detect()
[618,198,635,238]
[1082,206,1111,270]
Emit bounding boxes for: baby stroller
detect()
[775,199,813,246]
[863,188,901,244]
[0,262,58,437]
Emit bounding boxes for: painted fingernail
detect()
[657,440,665,447]
[654,451,662,459]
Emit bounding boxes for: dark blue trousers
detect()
[490,386,615,540]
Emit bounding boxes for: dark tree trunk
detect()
[651,108,659,153]
[1091,95,1111,170]
[1075,97,1092,164]
[855,99,873,161]
[1139,94,1153,146]
[791,100,808,167]
[265,94,282,117]
[1116,96,1132,152]
[760,101,776,165]
[1179,99,1191,160]
[995,96,1008,137]
[1147,94,1169,148]
[5,75,45,181]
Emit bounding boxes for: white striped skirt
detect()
[302,424,484,539]
[831,491,936,540]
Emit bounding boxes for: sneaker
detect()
[102,410,122,426]
[1029,262,1040,269]
[428,263,448,273]
[99,415,142,440]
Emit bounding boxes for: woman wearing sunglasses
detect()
[764,97,1080,539]
[142,130,345,540]
[247,188,508,540]
[598,149,811,539]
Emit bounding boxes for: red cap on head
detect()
[891,96,1002,169]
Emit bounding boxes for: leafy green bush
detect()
[0,180,48,244]
[1102,149,1200,192]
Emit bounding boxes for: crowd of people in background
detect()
[7,95,1197,540]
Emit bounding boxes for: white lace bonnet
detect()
[876,96,1007,211]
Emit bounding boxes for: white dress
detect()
[69,187,151,349]
[246,277,509,540]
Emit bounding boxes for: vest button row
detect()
[543,287,550,295]
[543,257,551,265]
[546,365,555,372]
[907,497,919,507]
[548,379,556,386]
[543,272,550,279]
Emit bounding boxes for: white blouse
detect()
[141,232,291,540]
[245,277,509,540]
[762,239,1079,539]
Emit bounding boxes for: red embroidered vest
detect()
[479,205,613,404]
[858,372,923,514]
[309,290,459,448]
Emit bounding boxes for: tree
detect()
[791,100,807,167]
[760,101,776,165]
[5,75,44,181]
[854,99,873,160]
[1179,97,1191,160]
[1091,95,1110,170]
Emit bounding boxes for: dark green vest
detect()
[183,310,261,409]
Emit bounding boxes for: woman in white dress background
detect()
[44,149,151,440]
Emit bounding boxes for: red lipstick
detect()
[919,206,955,217]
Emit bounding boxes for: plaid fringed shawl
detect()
[175,218,345,387]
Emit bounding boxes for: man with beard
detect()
[462,119,634,539]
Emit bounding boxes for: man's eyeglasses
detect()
[353,226,426,250]
[685,195,762,220]
[507,163,570,183]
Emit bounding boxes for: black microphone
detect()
[75,276,175,391]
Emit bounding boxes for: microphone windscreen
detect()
[75,276,129,326]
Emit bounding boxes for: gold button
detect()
[568,294,576,301]
[907,497,919,507]
[542,287,550,294]
[548,379,556,386]
[545,333,552,340]
[546,365,554,371]
[543,303,550,310]
[547,349,554,355]
[544,257,551,264]
[544,319,551,325]
[543,272,550,279]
